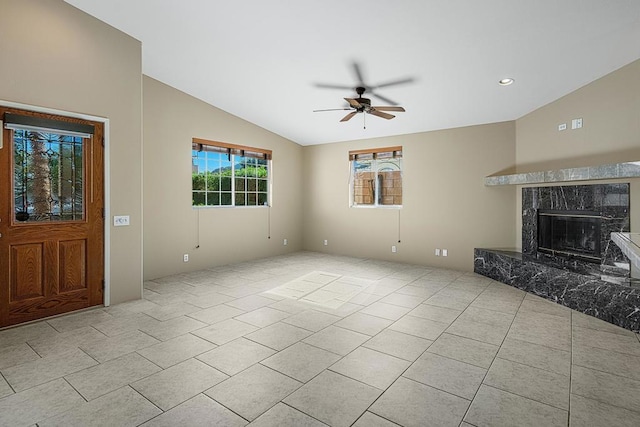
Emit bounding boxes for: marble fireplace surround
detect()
[522,183,630,278]
[474,183,638,332]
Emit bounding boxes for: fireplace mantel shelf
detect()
[611,233,640,272]
[485,161,640,186]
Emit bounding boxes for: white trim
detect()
[140,75,144,300]
[351,205,403,210]
[103,119,111,307]
[0,100,111,307]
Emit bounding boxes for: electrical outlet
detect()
[391,245,397,253]
[283,239,288,246]
[113,215,130,226]
[558,123,567,131]
[442,249,448,257]
[323,239,328,246]
[183,254,189,262]
[435,248,441,256]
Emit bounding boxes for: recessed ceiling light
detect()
[499,78,514,86]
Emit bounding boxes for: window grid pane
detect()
[378,158,402,206]
[193,147,269,207]
[353,160,374,206]
[351,154,402,207]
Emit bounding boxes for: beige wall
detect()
[515,59,640,253]
[302,122,516,271]
[143,77,303,280]
[5,1,637,296]
[0,0,143,304]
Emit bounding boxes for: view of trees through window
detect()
[192,143,269,207]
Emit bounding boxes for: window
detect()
[192,138,271,207]
[350,146,402,207]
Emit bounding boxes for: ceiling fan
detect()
[313,62,411,123]
[314,86,406,122]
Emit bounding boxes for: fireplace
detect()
[473,183,636,333]
[522,183,630,277]
[537,210,601,263]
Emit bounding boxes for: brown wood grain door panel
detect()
[0,107,104,327]
[59,239,87,293]
[10,243,45,301]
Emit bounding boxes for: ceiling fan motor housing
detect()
[356,97,371,111]
[354,86,371,110]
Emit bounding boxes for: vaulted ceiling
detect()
[65,0,640,146]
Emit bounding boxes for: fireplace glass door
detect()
[537,210,601,262]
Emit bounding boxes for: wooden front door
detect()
[0,107,104,327]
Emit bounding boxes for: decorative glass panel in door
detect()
[13,130,84,222]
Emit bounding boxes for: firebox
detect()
[537,210,602,263]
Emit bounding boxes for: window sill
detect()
[192,205,270,209]
[350,205,402,209]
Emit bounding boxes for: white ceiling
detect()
[64,0,640,146]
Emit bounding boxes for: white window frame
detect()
[192,139,271,208]
[349,146,403,208]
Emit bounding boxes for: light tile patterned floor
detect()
[1,251,640,426]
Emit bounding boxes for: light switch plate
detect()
[571,118,583,129]
[113,215,130,226]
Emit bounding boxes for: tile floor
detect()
[1,251,640,426]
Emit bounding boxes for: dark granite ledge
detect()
[485,161,640,186]
[475,248,523,259]
[475,248,640,332]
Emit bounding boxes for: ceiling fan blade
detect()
[371,106,406,112]
[369,110,395,120]
[313,108,353,112]
[352,62,365,85]
[370,77,415,89]
[315,83,355,90]
[340,112,358,122]
[344,98,362,109]
[369,91,398,106]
